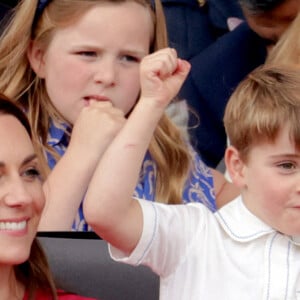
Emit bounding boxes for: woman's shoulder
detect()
[23,289,99,300]
[57,290,98,300]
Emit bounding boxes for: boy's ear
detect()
[225,146,246,188]
[27,40,46,78]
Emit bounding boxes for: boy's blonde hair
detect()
[224,65,300,161]
[0,0,191,204]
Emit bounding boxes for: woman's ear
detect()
[27,40,46,78]
[225,146,247,188]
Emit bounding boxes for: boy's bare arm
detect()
[84,48,190,253]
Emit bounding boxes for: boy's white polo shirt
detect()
[110,196,300,300]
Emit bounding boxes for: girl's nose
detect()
[93,58,116,87]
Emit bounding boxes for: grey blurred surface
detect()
[38,236,159,300]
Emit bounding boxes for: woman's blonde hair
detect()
[224,64,300,162]
[0,0,191,204]
[266,12,300,65]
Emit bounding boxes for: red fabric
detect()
[23,289,99,300]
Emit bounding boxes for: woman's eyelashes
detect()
[0,164,41,182]
[22,166,42,181]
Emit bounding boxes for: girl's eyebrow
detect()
[121,49,147,58]
[73,44,147,57]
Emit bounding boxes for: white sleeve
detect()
[109,199,209,277]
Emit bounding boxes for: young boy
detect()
[83,64,300,299]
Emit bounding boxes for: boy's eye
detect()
[278,162,296,171]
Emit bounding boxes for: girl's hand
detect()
[41,101,125,231]
[69,101,125,161]
[139,48,190,108]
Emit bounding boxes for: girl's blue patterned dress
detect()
[47,121,216,231]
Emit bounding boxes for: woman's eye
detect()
[23,168,41,179]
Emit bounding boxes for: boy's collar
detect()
[215,196,275,242]
[289,235,300,246]
[216,196,300,246]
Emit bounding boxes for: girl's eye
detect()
[120,55,140,63]
[77,51,97,57]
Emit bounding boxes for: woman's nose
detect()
[3,178,33,207]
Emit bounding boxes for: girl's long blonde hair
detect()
[0,0,191,204]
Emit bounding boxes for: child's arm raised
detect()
[84,48,190,253]
[40,102,125,230]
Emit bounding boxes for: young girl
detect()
[0,0,238,231]
[0,95,97,299]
